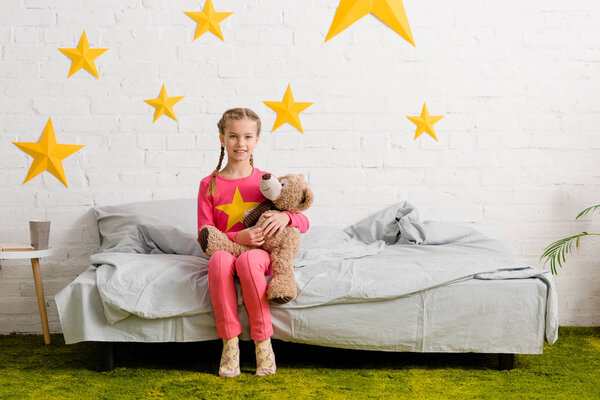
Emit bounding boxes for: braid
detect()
[207,146,225,197]
[250,154,254,167]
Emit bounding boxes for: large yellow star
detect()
[407,103,444,141]
[263,84,313,133]
[13,118,85,187]
[184,0,233,41]
[144,84,185,122]
[58,31,108,78]
[325,0,415,46]
[215,187,261,231]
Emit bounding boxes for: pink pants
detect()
[207,249,273,341]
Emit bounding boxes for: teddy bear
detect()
[198,173,314,304]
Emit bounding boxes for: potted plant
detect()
[540,204,600,275]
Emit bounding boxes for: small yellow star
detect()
[144,84,185,122]
[263,84,313,133]
[185,0,234,41]
[58,31,108,78]
[325,0,415,46]
[215,187,261,231]
[13,117,85,187]
[407,103,444,141]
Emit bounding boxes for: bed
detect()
[55,199,558,371]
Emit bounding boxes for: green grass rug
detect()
[1,326,598,399]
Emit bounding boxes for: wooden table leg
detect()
[30,258,51,345]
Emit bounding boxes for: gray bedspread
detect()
[90,202,558,344]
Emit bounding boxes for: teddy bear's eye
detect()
[280,178,289,186]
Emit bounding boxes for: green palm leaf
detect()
[576,204,600,219]
[540,204,600,275]
[540,232,599,275]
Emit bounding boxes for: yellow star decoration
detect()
[13,117,84,187]
[58,30,108,78]
[215,187,261,231]
[184,0,233,41]
[144,84,185,122]
[325,0,415,46]
[407,103,444,141]
[263,84,313,133]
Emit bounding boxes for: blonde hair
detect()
[206,108,261,197]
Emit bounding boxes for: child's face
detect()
[219,118,260,163]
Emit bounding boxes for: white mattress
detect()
[56,266,548,354]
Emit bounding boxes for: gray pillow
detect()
[94,198,197,251]
[106,223,207,259]
[343,201,420,245]
[343,201,477,246]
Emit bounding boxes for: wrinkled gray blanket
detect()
[91,201,558,344]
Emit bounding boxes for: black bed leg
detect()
[101,342,116,372]
[498,353,514,370]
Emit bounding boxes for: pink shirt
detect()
[197,167,310,243]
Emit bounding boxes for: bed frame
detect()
[98,342,515,372]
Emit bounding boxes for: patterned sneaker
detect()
[219,336,240,377]
[254,338,276,376]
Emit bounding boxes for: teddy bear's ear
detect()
[299,187,314,210]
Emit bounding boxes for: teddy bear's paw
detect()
[267,278,297,304]
[198,227,210,253]
[199,226,224,257]
[270,296,293,304]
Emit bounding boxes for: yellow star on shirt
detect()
[407,103,444,141]
[215,187,261,231]
[58,30,108,78]
[263,84,313,133]
[144,84,185,122]
[13,117,85,187]
[185,0,234,41]
[325,0,415,46]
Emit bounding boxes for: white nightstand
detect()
[0,247,55,345]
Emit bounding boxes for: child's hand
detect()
[260,211,290,238]
[234,226,265,246]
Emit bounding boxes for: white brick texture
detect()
[1,0,599,333]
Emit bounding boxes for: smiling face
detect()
[219,118,260,163]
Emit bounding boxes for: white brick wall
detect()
[1,0,599,334]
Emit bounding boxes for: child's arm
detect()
[261,211,309,237]
[283,211,310,233]
[197,180,213,244]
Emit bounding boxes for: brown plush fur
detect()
[198,173,314,304]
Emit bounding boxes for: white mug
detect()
[29,220,51,250]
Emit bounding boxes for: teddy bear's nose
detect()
[262,173,271,180]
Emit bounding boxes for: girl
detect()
[197,108,309,377]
